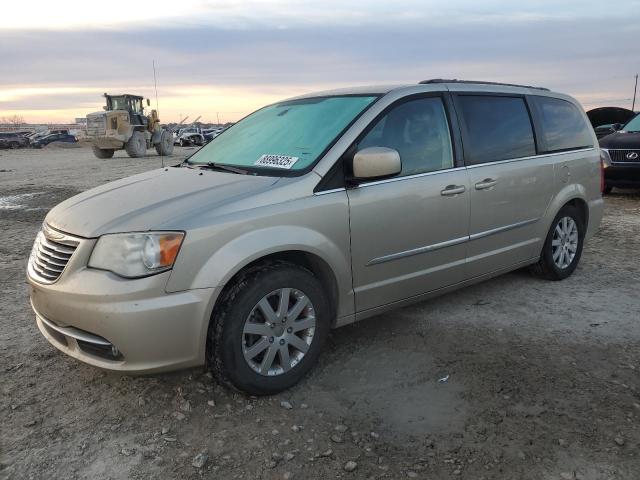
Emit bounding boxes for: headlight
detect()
[600,148,612,168]
[88,232,184,278]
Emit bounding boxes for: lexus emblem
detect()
[627,152,639,160]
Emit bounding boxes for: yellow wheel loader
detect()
[86,94,174,159]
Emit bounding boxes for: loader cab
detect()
[104,94,148,127]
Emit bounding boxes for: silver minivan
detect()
[27,80,604,394]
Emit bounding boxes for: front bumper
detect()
[28,233,218,373]
[605,164,640,188]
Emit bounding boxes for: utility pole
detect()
[633,74,638,112]
[217,112,220,126]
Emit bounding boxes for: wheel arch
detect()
[212,249,340,324]
[544,184,590,234]
[203,248,343,368]
[564,197,589,230]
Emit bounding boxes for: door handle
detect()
[440,185,466,196]
[475,178,497,190]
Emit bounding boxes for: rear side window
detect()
[456,95,536,165]
[530,96,593,152]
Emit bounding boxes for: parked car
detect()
[600,113,640,192]
[587,107,636,139]
[594,123,622,139]
[0,132,30,149]
[202,128,222,143]
[31,133,78,148]
[174,127,205,146]
[28,129,70,143]
[27,80,603,395]
[14,130,34,137]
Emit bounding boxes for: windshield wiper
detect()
[198,162,250,175]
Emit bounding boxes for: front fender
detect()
[167,225,354,318]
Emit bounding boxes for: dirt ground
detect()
[1,145,639,480]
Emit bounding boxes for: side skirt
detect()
[334,257,539,328]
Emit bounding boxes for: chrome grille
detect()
[28,226,79,284]
[608,149,640,164]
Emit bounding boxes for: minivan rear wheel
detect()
[530,204,584,281]
[208,261,330,395]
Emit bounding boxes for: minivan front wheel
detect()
[208,261,330,395]
[531,205,584,280]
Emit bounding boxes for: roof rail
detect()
[419,79,549,91]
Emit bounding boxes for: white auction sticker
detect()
[254,154,299,169]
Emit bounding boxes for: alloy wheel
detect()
[551,216,578,269]
[242,288,316,376]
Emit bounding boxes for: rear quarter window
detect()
[530,96,593,153]
[456,95,536,165]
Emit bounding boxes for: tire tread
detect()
[207,260,315,393]
[530,204,584,281]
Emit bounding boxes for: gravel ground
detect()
[1,145,639,480]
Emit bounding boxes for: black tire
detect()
[154,130,174,156]
[125,131,146,158]
[603,185,613,195]
[92,146,115,159]
[179,138,185,147]
[9,141,19,149]
[530,204,585,281]
[208,261,331,395]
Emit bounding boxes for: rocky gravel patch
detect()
[1,147,639,479]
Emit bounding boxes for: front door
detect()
[347,95,470,312]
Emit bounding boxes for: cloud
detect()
[4,0,640,30]
[1,2,638,122]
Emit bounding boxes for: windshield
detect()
[109,97,128,110]
[187,95,378,173]
[623,113,640,132]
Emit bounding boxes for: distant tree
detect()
[1,114,26,126]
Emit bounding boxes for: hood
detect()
[46,167,280,237]
[599,131,640,149]
[587,107,635,128]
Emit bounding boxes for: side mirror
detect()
[613,123,624,131]
[352,147,401,180]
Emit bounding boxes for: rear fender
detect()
[538,183,588,252]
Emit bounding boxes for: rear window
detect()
[530,96,593,152]
[457,95,536,165]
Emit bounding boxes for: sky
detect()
[1,0,639,124]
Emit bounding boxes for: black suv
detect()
[600,113,640,193]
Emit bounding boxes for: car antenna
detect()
[153,59,164,168]
[632,73,638,112]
